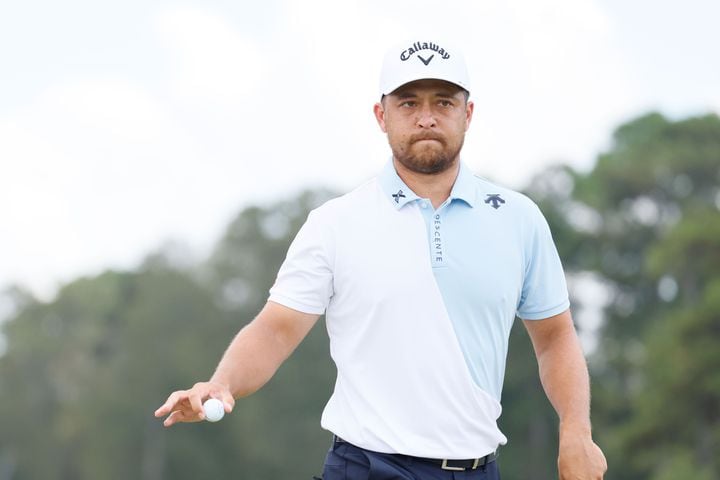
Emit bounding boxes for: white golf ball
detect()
[202,398,225,422]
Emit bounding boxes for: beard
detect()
[390,132,464,174]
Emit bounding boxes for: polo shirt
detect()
[268,160,570,459]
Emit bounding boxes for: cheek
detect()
[386,131,405,152]
[449,117,469,140]
[384,112,414,135]
[385,124,410,145]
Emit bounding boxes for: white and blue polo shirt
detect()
[268,160,570,459]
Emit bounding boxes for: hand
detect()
[558,428,607,479]
[154,381,235,427]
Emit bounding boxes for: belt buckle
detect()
[440,459,466,471]
[440,458,481,471]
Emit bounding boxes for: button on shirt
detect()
[268,160,570,459]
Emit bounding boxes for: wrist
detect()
[559,419,592,438]
[209,375,232,391]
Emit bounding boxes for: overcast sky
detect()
[1,0,719,301]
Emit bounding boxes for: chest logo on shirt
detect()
[392,189,406,203]
[485,194,506,209]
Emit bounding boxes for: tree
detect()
[521,112,720,479]
[0,190,337,479]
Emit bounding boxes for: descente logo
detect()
[399,42,450,63]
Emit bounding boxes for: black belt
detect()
[421,452,498,471]
[333,436,498,472]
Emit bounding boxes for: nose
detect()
[416,104,437,128]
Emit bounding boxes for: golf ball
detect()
[203,398,225,422]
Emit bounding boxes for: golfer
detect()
[155,38,607,480]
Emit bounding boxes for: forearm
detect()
[525,311,592,434]
[210,321,286,398]
[536,326,591,433]
[525,312,607,478]
[155,302,318,426]
[210,301,318,399]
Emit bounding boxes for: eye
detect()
[399,100,417,108]
[438,99,453,107]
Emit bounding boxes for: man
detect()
[155,38,607,479]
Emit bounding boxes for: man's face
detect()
[374,79,474,175]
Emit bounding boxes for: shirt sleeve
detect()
[516,203,570,320]
[268,209,334,315]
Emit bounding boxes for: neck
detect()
[393,158,460,209]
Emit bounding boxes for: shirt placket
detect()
[419,200,450,269]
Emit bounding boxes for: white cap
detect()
[378,38,471,98]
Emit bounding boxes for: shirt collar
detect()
[378,159,420,209]
[449,161,478,208]
[378,159,477,209]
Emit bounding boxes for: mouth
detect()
[412,136,444,144]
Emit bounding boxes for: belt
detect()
[333,436,498,472]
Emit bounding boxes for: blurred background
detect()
[1,0,718,479]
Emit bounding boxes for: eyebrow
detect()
[394,91,458,99]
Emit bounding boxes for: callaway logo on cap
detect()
[378,38,471,98]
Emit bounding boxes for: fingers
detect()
[155,386,205,419]
[155,382,235,426]
[154,390,187,418]
[163,408,203,427]
[219,390,235,413]
[187,389,205,420]
[557,443,607,480]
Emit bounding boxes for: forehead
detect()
[389,79,464,98]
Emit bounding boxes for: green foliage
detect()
[0,190,336,479]
[650,452,715,480]
[526,112,720,479]
[646,209,720,283]
[615,279,720,478]
[0,269,232,479]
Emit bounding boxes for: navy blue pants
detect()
[320,440,501,480]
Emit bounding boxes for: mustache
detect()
[409,133,445,143]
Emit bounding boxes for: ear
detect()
[464,100,474,131]
[373,102,388,133]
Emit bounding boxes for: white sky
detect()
[1,0,719,300]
